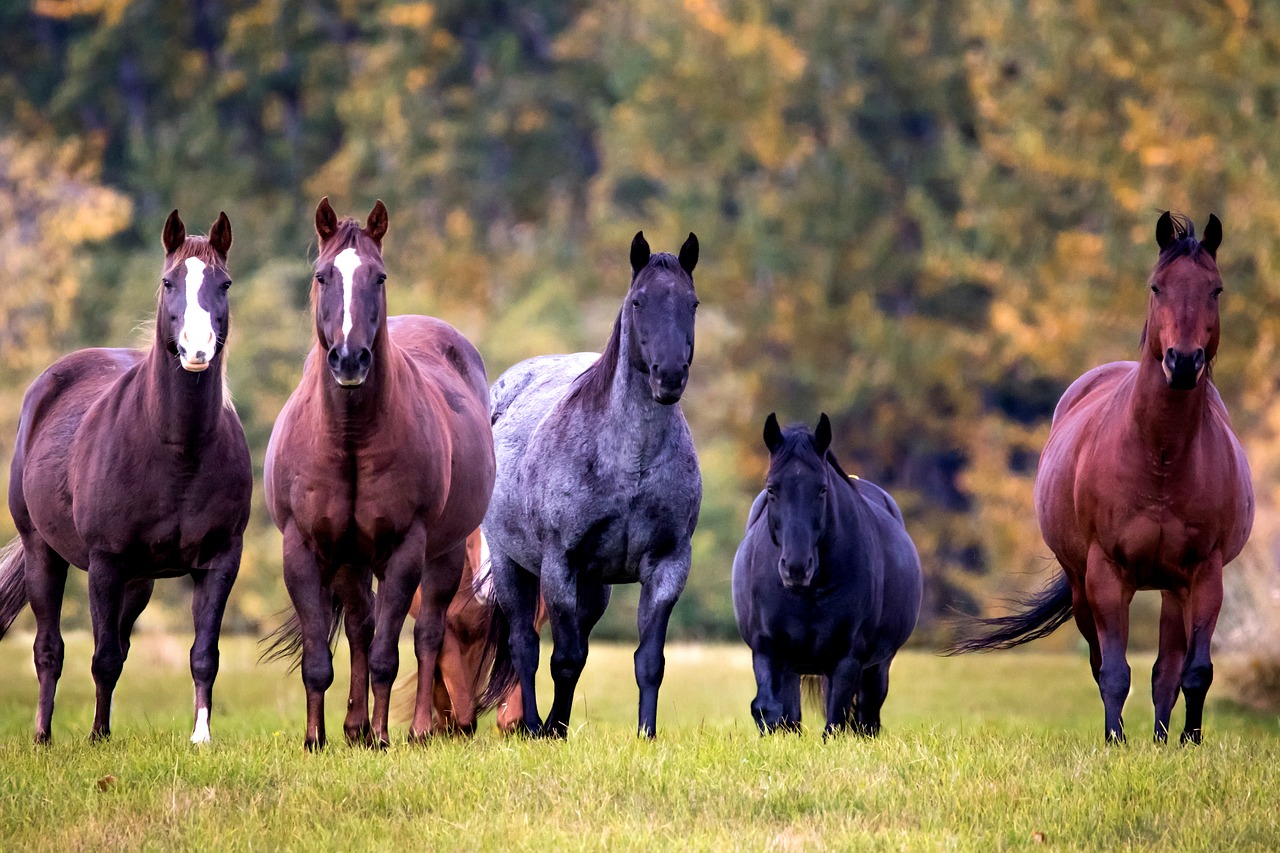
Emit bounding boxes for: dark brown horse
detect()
[1,211,252,744]
[264,198,495,749]
[951,212,1254,744]
[407,529,544,734]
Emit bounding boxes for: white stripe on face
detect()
[178,257,216,371]
[191,706,210,744]
[333,247,362,349]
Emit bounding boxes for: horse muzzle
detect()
[1163,347,1205,391]
[649,365,689,405]
[177,329,217,372]
[327,345,372,387]
[778,556,816,589]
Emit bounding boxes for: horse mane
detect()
[1140,212,1219,352]
[563,251,686,410]
[316,218,376,261]
[169,235,225,266]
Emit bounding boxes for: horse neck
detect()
[1127,353,1210,456]
[313,319,402,435]
[600,319,680,464]
[141,329,226,447]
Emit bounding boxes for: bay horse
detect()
[481,231,702,738]
[405,528,545,733]
[263,198,495,749]
[0,210,251,744]
[733,414,922,736]
[950,212,1254,744]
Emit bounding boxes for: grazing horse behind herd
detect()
[950,212,1254,745]
[733,414,922,736]
[0,211,252,744]
[263,198,495,749]
[482,231,702,738]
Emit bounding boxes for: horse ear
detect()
[1202,214,1222,259]
[763,413,783,454]
[315,197,338,244]
[365,199,389,247]
[162,209,186,255]
[1155,211,1174,251]
[814,413,832,455]
[678,232,698,274]
[630,231,650,276]
[208,212,232,258]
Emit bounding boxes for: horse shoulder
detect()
[1050,361,1135,427]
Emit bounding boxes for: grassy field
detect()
[1,633,1278,851]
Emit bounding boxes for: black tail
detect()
[0,538,28,640]
[258,596,344,671]
[476,600,517,712]
[801,674,826,714]
[945,572,1074,654]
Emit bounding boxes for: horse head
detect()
[312,197,389,387]
[1146,211,1223,391]
[762,412,834,589]
[160,210,233,373]
[625,231,699,404]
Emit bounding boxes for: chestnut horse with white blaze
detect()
[950,212,1253,745]
[263,198,495,749]
[1,211,251,744]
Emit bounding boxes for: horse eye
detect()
[221,280,232,291]
[316,273,326,285]
[1150,285,1160,295]
[632,298,642,309]
[162,279,173,290]
[693,301,700,311]
[1212,287,1223,300]
[377,274,387,285]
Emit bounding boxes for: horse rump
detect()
[944,571,1073,654]
[0,538,28,640]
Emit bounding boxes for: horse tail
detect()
[476,600,517,713]
[944,571,1074,654]
[801,674,825,713]
[258,596,344,671]
[0,538,29,640]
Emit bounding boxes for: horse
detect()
[732,414,922,736]
[949,212,1254,745]
[263,198,495,750]
[405,528,545,733]
[481,231,702,738]
[0,210,251,744]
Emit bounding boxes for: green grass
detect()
[1,634,1278,851]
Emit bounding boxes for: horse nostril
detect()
[1193,349,1206,371]
[357,349,372,369]
[327,348,341,370]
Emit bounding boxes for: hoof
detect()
[34,730,52,746]
[89,729,111,744]
[1180,729,1203,746]
[344,723,373,748]
[304,736,326,752]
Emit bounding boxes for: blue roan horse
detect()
[482,231,702,738]
[733,414,922,736]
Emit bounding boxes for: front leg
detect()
[635,545,691,738]
[543,560,610,738]
[87,553,128,743]
[369,523,428,748]
[1181,554,1224,746]
[189,536,242,745]
[749,649,788,734]
[1085,543,1135,745]
[333,567,374,746]
[281,524,335,751]
[823,656,862,739]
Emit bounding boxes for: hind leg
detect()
[1181,555,1223,746]
[823,657,861,738]
[544,568,610,738]
[24,538,68,744]
[87,554,128,742]
[493,546,544,735]
[333,567,374,746]
[780,672,802,732]
[855,662,890,737]
[408,540,465,742]
[118,578,155,662]
[368,524,429,747]
[1152,590,1187,743]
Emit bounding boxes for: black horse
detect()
[732,414,922,736]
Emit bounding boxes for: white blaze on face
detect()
[333,247,362,350]
[191,706,211,745]
[178,257,216,372]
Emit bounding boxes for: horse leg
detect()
[408,540,465,742]
[1069,580,1102,686]
[635,549,690,738]
[24,537,68,744]
[282,524,334,751]
[780,672,802,732]
[1085,544,1134,744]
[749,650,786,734]
[86,555,128,742]
[493,548,543,736]
[1152,590,1188,743]
[544,574,610,738]
[333,567,374,746]
[188,538,241,745]
[369,525,428,747]
[856,662,890,737]
[1180,555,1224,746]
[823,657,862,739]
[118,578,155,662]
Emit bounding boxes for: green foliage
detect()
[1,635,1279,850]
[3,0,1280,648]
